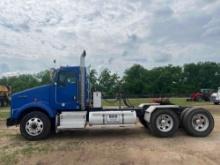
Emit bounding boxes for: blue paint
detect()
[10,66,89,121]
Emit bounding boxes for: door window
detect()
[58,71,76,85]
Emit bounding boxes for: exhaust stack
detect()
[80,50,86,110]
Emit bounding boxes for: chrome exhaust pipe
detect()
[80,50,86,110]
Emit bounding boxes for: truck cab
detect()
[10,66,89,120]
[6,51,214,140]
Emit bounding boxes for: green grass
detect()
[0,137,83,165]
[0,143,52,165]
[102,97,211,107]
[169,98,211,106]
[0,107,10,111]
[0,152,17,165]
[0,110,9,119]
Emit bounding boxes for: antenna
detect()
[53,59,57,68]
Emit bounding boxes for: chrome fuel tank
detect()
[89,110,137,125]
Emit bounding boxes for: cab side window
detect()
[58,71,76,85]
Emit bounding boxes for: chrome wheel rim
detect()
[156,114,174,132]
[192,114,209,132]
[25,118,44,136]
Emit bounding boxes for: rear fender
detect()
[144,105,180,123]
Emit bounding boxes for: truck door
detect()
[55,70,79,110]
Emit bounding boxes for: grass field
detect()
[0,107,10,119]
[102,97,212,106]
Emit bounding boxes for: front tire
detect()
[149,110,179,137]
[183,108,214,137]
[20,111,51,140]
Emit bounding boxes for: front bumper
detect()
[6,118,16,127]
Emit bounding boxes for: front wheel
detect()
[20,111,51,140]
[149,110,179,137]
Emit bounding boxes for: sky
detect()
[0,0,220,77]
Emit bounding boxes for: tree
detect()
[122,64,148,96]
[1,62,220,96]
[37,70,51,85]
[0,74,40,93]
[149,65,183,96]
[89,69,98,92]
[0,70,51,93]
[97,69,120,98]
[183,62,220,93]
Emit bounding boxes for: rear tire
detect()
[149,109,179,137]
[20,111,51,140]
[183,108,214,137]
[180,108,190,127]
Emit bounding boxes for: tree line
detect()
[1,62,220,98]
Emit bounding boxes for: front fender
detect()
[11,101,55,121]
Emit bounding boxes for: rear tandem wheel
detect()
[182,108,214,137]
[148,109,179,137]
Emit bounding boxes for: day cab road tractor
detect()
[6,51,215,140]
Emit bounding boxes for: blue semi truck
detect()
[6,51,214,140]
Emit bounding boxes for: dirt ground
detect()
[0,105,220,165]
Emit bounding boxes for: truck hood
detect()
[11,84,52,109]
